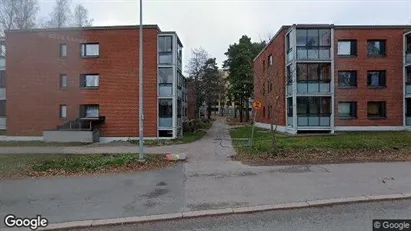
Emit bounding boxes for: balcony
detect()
[287,116,293,126]
[406,53,411,64]
[297,81,330,94]
[406,83,411,96]
[296,47,330,61]
[407,116,411,126]
[297,114,331,127]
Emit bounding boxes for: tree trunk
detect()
[239,97,244,122]
[246,99,250,122]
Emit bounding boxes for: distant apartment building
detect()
[0,38,5,131]
[254,24,411,133]
[4,25,187,142]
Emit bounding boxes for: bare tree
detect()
[0,0,39,35]
[14,0,39,30]
[47,0,72,28]
[186,48,209,119]
[0,0,16,34]
[73,4,93,27]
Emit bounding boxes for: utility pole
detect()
[138,0,144,161]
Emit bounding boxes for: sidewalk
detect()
[1,119,411,228]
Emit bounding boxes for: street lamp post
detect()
[138,0,144,161]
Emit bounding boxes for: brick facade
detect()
[253,28,287,126]
[334,28,404,126]
[254,25,408,131]
[5,26,159,137]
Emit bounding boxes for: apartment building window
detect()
[338,102,357,119]
[287,98,293,116]
[159,67,173,96]
[159,36,173,64]
[297,97,331,115]
[0,100,5,117]
[59,44,67,58]
[81,43,99,57]
[367,71,386,88]
[159,99,173,127]
[296,29,331,60]
[60,74,67,88]
[338,71,357,88]
[60,105,67,119]
[367,102,386,119]
[80,74,99,88]
[407,99,411,116]
[80,105,99,118]
[0,42,5,57]
[0,70,5,88]
[268,54,273,66]
[286,65,292,84]
[286,33,291,51]
[337,40,357,56]
[297,63,331,82]
[367,40,386,56]
[407,67,411,84]
[269,81,273,92]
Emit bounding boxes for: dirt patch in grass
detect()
[0,153,176,179]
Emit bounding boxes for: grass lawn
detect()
[0,141,89,147]
[230,126,411,165]
[0,153,174,179]
[131,130,206,146]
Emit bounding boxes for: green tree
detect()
[201,58,221,119]
[223,35,265,122]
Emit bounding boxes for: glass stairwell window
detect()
[159,36,173,64]
[159,67,173,96]
[296,29,331,60]
[159,99,173,127]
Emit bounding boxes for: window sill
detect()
[81,56,100,59]
[80,87,99,90]
[338,117,357,120]
[367,86,386,89]
[338,86,357,89]
[367,117,386,120]
[59,56,67,59]
[337,55,357,58]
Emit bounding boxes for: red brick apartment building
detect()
[254,24,411,134]
[2,25,188,142]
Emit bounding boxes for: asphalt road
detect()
[69,199,411,231]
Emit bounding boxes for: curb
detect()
[3,193,411,231]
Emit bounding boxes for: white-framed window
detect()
[338,40,357,56]
[60,44,67,57]
[60,74,67,88]
[81,105,99,118]
[60,105,67,119]
[80,74,99,88]
[81,43,99,57]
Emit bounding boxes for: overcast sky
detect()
[39,0,411,71]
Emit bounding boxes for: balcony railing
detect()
[407,116,411,126]
[406,53,411,64]
[296,47,330,61]
[287,84,292,95]
[297,114,331,127]
[297,82,330,94]
[406,83,411,95]
[159,117,172,127]
[287,116,293,126]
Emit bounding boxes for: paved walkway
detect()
[2,119,411,227]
